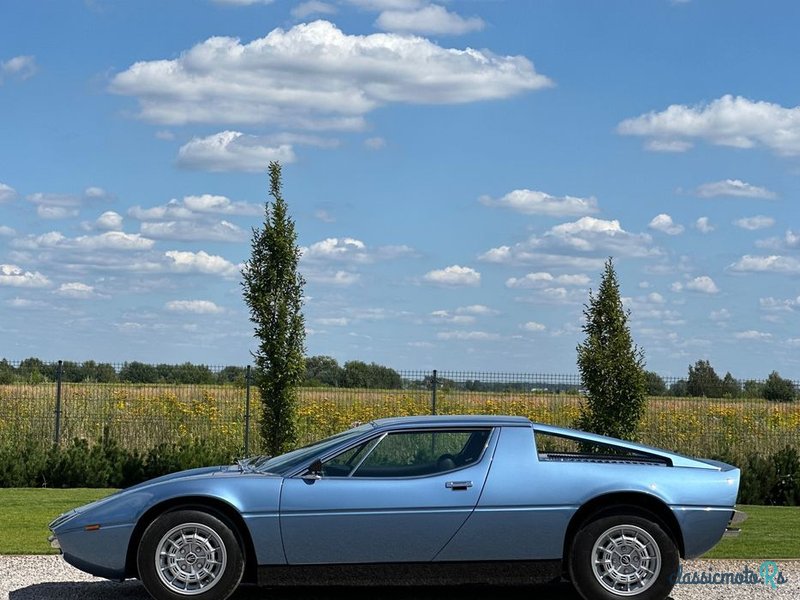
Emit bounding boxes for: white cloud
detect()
[183,194,261,216]
[0,264,51,288]
[0,183,17,203]
[455,304,498,316]
[0,225,15,236]
[313,209,335,223]
[95,211,124,231]
[305,269,361,286]
[37,206,79,219]
[645,139,693,152]
[648,213,684,235]
[155,130,175,140]
[618,95,800,156]
[165,300,224,314]
[212,0,273,4]
[695,216,714,233]
[760,296,800,312]
[141,220,246,242]
[376,5,484,35]
[165,250,240,277]
[430,310,475,325]
[734,330,772,341]
[177,131,296,171]
[302,237,368,262]
[480,189,598,217]
[55,282,98,299]
[0,55,37,83]
[436,330,499,341]
[684,275,719,294]
[756,229,800,252]
[486,218,656,264]
[301,237,414,263]
[710,308,731,321]
[317,317,350,326]
[521,321,546,332]
[694,179,777,199]
[346,0,424,9]
[14,231,155,251]
[110,21,551,128]
[364,136,386,150]
[292,0,337,18]
[423,265,480,286]
[506,271,589,289]
[735,215,775,231]
[729,255,800,274]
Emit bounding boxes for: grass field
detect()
[1,488,796,559]
[1,383,799,458]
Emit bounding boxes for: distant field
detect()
[1,384,798,457]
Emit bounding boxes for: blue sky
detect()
[1,0,800,378]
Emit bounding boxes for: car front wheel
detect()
[569,513,679,600]
[137,509,244,600]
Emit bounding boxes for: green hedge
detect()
[1,439,798,506]
[0,438,237,488]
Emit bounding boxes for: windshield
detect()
[252,423,374,475]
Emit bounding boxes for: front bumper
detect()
[48,534,60,550]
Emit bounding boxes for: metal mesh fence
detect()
[0,360,798,459]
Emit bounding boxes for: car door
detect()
[279,427,497,564]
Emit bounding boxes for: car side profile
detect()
[49,415,742,600]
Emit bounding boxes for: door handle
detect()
[445,480,473,490]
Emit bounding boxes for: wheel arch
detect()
[562,491,685,567]
[125,495,258,583]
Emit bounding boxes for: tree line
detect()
[645,360,797,402]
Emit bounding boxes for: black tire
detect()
[569,513,679,600]
[137,509,244,600]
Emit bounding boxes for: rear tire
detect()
[137,509,244,600]
[569,514,678,600]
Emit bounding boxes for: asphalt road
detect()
[1,557,797,600]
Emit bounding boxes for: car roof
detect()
[371,415,532,429]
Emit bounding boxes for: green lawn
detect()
[0,488,116,554]
[704,504,800,559]
[0,489,797,559]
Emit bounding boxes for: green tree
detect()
[721,372,741,398]
[242,161,306,455]
[644,371,667,396]
[763,371,796,402]
[686,360,724,398]
[304,355,343,387]
[576,258,647,441]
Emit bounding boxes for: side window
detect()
[351,429,490,478]
[321,440,375,477]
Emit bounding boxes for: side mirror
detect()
[301,458,323,482]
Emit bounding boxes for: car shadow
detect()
[10,581,596,600]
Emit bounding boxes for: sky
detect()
[1,0,800,378]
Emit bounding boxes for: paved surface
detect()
[0,557,797,600]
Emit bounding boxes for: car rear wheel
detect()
[137,510,244,600]
[569,514,679,600]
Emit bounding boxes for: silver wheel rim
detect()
[155,522,227,595]
[591,524,661,596]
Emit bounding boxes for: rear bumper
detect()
[723,509,748,538]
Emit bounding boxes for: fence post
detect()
[431,369,437,415]
[244,366,252,456]
[54,360,63,447]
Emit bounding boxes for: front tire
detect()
[569,514,679,600]
[137,510,244,600]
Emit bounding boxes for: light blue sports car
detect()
[49,415,743,600]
